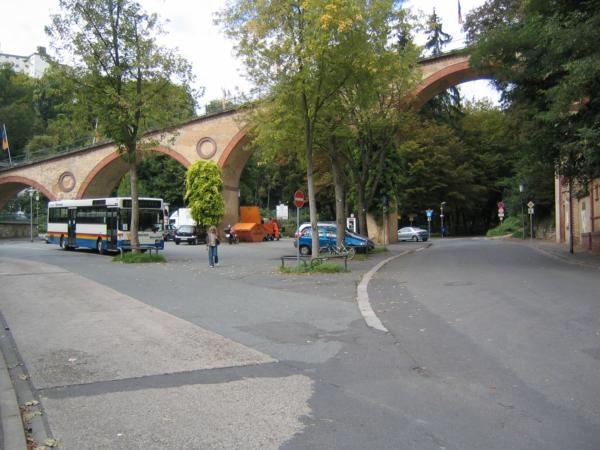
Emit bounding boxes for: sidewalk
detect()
[512,237,600,270]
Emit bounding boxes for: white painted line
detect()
[356,250,411,333]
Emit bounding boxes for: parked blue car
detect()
[294,224,374,256]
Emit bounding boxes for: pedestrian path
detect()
[0,256,316,449]
[519,238,600,271]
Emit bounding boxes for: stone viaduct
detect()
[0,51,492,227]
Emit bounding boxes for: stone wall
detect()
[0,222,38,239]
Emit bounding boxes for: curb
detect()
[356,244,431,332]
[0,349,27,450]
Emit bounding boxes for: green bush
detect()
[113,252,166,263]
[486,216,522,237]
[279,262,348,273]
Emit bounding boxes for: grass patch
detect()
[279,262,348,274]
[113,252,166,263]
[372,245,388,253]
[486,216,522,238]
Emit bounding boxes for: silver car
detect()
[397,226,429,242]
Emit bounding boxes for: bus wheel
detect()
[96,239,105,255]
[60,236,67,250]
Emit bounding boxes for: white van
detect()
[169,208,196,228]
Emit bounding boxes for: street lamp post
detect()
[35,191,39,237]
[25,188,39,242]
[440,202,446,238]
[519,184,525,239]
[27,188,34,242]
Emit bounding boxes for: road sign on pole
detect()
[294,191,305,208]
[527,201,535,241]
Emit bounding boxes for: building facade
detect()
[0,47,49,78]
[555,176,600,253]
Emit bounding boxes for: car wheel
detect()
[299,245,311,256]
[175,240,180,245]
[412,235,418,242]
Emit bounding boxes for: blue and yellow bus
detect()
[47,197,165,253]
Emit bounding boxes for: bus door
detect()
[67,208,77,247]
[106,209,118,250]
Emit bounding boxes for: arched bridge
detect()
[0,51,489,226]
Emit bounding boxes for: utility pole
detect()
[519,184,525,239]
[440,202,446,238]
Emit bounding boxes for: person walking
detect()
[207,225,220,267]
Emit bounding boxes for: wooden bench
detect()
[118,245,161,257]
[280,254,348,270]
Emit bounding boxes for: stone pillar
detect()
[366,210,398,244]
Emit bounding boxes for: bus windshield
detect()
[119,209,160,232]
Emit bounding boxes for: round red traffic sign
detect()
[294,190,305,208]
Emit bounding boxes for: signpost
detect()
[426,209,433,238]
[527,201,535,241]
[294,191,305,265]
[497,201,505,223]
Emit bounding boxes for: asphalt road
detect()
[1,237,599,449]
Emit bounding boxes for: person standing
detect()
[207,225,220,267]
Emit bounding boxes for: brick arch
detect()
[0,176,56,209]
[77,145,191,198]
[217,127,252,226]
[412,60,492,109]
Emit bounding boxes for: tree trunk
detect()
[129,156,140,253]
[330,147,346,246]
[357,186,367,237]
[304,119,319,258]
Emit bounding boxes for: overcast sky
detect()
[0,0,498,106]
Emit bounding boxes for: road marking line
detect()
[356,250,411,333]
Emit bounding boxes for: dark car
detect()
[163,224,176,241]
[174,225,205,245]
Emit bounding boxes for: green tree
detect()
[467,0,600,184]
[115,154,187,208]
[423,8,452,56]
[220,0,420,250]
[219,0,385,256]
[420,10,462,124]
[184,161,225,229]
[46,0,195,251]
[0,64,36,159]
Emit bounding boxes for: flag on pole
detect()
[1,124,8,151]
[1,124,13,165]
[458,0,463,24]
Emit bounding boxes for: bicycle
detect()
[320,241,356,260]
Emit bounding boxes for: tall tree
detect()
[466,0,600,184]
[219,0,387,256]
[0,64,36,159]
[421,9,462,123]
[46,0,195,251]
[423,8,452,57]
[220,0,419,250]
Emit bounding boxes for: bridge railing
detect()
[0,96,249,170]
[0,212,33,222]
